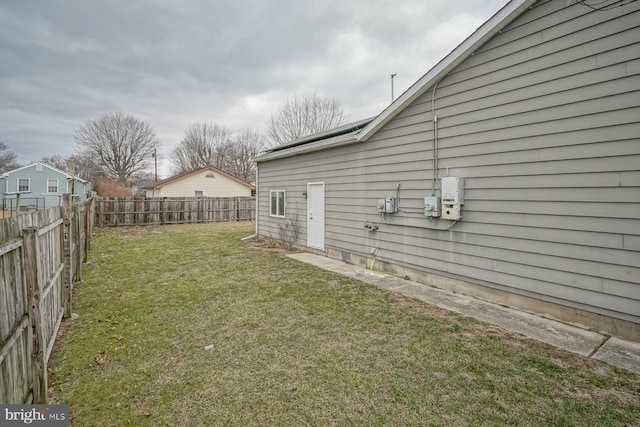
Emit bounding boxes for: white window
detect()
[18,178,29,192]
[270,190,285,217]
[47,179,59,193]
[35,164,42,172]
[195,190,203,198]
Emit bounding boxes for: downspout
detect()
[367,247,379,271]
[240,167,259,241]
[255,165,259,236]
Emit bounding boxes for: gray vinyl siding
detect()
[256,0,640,324]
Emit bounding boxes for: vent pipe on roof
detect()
[390,73,397,102]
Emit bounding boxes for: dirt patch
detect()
[245,236,295,253]
[114,226,162,239]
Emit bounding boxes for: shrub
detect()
[96,179,133,197]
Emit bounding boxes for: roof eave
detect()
[253,132,359,163]
[263,117,375,154]
[357,0,536,141]
[143,165,254,190]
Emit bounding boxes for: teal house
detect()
[1,162,91,210]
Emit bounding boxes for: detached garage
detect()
[254,0,640,340]
[143,166,255,198]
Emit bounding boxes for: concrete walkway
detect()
[287,252,640,375]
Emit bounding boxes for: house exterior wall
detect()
[146,170,252,198]
[1,164,89,208]
[2,164,68,208]
[72,180,90,200]
[256,0,640,337]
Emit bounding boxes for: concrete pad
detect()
[593,337,640,374]
[286,253,640,369]
[394,281,606,357]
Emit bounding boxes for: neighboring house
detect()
[142,166,255,198]
[254,0,640,340]
[0,162,90,209]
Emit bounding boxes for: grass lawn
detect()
[50,223,640,426]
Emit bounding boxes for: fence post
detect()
[74,203,82,283]
[97,197,103,228]
[23,227,48,404]
[83,200,89,262]
[89,197,95,241]
[62,194,73,319]
[161,197,166,225]
[114,197,119,227]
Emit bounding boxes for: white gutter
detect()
[254,165,259,236]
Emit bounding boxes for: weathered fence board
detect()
[23,227,47,404]
[94,197,256,227]
[0,197,93,404]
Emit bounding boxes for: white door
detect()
[307,182,325,250]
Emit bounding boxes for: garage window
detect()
[270,190,285,218]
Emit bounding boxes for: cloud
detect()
[0,0,508,176]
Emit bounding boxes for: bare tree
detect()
[0,141,19,173]
[266,94,348,147]
[228,129,263,182]
[40,153,106,186]
[40,154,69,171]
[40,155,102,186]
[73,152,108,185]
[171,122,232,174]
[129,170,155,196]
[74,112,159,183]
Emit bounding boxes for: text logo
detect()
[0,405,69,426]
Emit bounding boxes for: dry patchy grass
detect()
[49,223,640,426]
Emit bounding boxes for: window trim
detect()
[195,190,204,198]
[47,178,59,194]
[18,178,30,192]
[269,189,286,218]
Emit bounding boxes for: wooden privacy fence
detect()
[94,196,256,227]
[0,195,94,404]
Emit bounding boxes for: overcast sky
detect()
[1,0,507,178]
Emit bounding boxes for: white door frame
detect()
[306,182,325,250]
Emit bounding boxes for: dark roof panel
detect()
[265,117,375,154]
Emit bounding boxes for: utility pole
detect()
[152,148,158,198]
[153,148,158,183]
[390,73,397,102]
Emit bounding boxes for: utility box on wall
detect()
[441,177,464,205]
[424,196,441,217]
[441,177,464,220]
[377,196,397,214]
[441,204,461,220]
